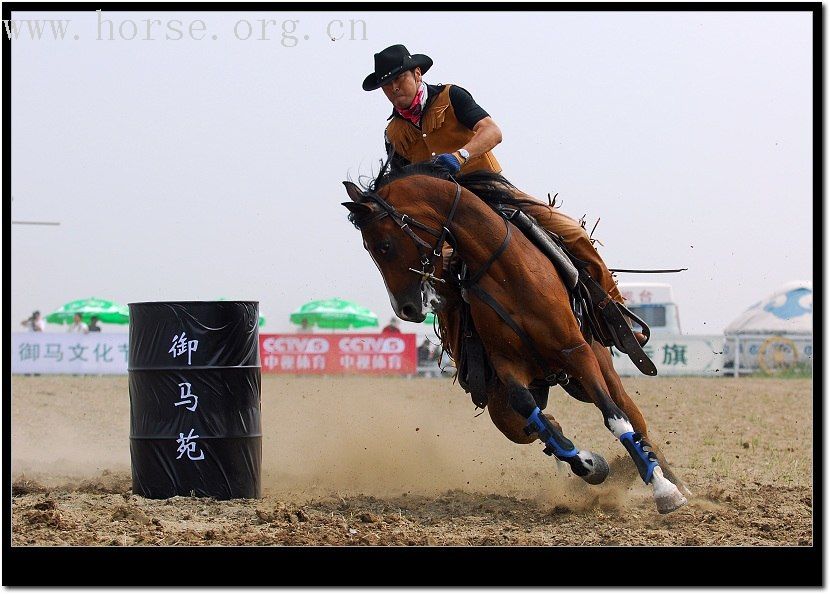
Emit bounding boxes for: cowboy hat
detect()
[362,44,433,91]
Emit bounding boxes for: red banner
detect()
[259,333,417,375]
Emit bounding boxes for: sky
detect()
[9,9,814,337]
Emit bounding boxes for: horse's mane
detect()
[346,158,540,229]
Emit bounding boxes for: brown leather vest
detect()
[385,85,502,174]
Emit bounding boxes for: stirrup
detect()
[605,303,657,375]
[580,275,657,376]
[618,302,651,347]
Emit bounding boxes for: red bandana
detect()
[396,83,426,125]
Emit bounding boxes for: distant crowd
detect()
[20,311,101,333]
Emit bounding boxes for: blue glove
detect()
[434,152,462,174]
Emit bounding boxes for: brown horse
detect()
[342,163,690,514]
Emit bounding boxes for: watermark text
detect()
[3,11,368,45]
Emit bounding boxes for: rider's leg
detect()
[513,195,647,345]
[515,197,623,303]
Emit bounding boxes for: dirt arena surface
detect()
[11,374,812,546]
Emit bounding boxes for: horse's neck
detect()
[387,177,517,276]
[445,189,514,269]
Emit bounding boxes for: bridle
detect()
[358,178,463,285]
[356,174,568,382]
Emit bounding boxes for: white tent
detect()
[725,281,813,335]
[723,281,813,375]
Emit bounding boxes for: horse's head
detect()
[342,179,445,323]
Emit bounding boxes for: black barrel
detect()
[128,301,261,499]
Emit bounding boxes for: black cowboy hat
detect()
[362,44,433,91]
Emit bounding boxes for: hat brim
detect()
[362,54,432,91]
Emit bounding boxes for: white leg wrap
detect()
[607,415,634,439]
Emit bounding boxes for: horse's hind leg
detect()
[495,376,610,485]
[487,378,557,444]
[590,342,692,497]
[562,344,687,514]
[486,378,535,445]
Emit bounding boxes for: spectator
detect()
[68,313,89,334]
[296,318,313,333]
[20,310,45,332]
[417,338,434,365]
[381,317,401,333]
[87,315,102,332]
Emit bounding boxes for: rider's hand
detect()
[434,152,462,174]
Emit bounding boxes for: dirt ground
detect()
[11,374,813,546]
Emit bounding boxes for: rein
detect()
[361,179,463,285]
[360,176,563,385]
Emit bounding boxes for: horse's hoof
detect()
[650,466,688,514]
[655,489,688,514]
[580,452,610,485]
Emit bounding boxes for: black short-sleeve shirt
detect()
[385,83,490,165]
[446,85,490,130]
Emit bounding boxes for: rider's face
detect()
[381,68,422,110]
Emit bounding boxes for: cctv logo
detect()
[338,337,405,354]
[262,337,330,354]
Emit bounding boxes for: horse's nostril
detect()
[401,304,418,319]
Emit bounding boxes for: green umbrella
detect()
[290,298,378,330]
[217,298,266,327]
[46,297,130,325]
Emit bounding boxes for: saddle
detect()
[450,203,657,409]
[497,206,657,376]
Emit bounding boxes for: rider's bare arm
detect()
[457,117,503,162]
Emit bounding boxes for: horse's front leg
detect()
[564,343,688,514]
[494,369,610,486]
[589,341,692,498]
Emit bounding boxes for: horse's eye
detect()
[377,240,391,255]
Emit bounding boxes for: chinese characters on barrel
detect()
[169,331,199,365]
[174,381,199,412]
[170,331,204,461]
[176,429,205,461]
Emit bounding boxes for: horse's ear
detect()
[341,201,373,215]
[342,181,366,203]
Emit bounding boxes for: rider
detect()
[362,44,646,345]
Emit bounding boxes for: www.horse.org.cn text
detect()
[2,11,369,45]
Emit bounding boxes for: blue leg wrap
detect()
[525,407,579,459]
[619,431,658,483]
